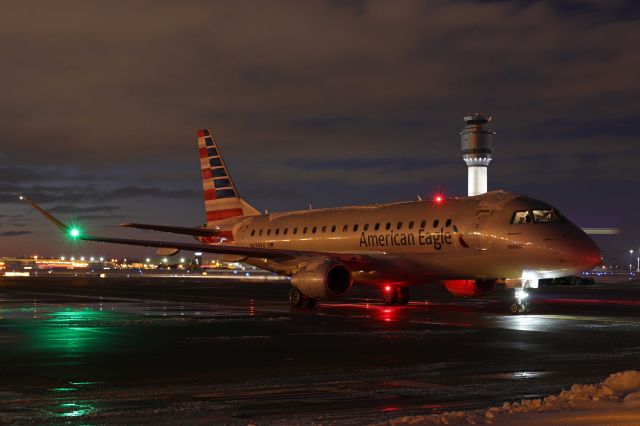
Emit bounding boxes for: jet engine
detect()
[443,279,496,297]
[291,259,353,298]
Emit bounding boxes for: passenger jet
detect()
[23,129,601,313]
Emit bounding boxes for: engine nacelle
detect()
[443,279,496,297]
[291,259,353,298]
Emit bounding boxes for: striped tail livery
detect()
[197,129,259,242]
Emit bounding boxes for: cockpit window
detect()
[512,209,563,224]
[532,209,562,223]
[511,210,532,224]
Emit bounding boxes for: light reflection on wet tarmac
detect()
[0,276,639,424]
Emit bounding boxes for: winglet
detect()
[19,195,70,232]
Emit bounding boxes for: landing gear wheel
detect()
[289,288,304,307]
[510,301,530,314]
[397,287,409,305]
[305,298,318,308]
[383,288,397,305]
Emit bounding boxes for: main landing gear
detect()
[510,288,530,314]
[289,288,318,308]
[382,286,409,306]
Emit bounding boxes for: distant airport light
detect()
[70,256,75,261]
[99,257,104,262]
[180,258,185,263]
[162,258,168,263]
[61,256,66,260]
[80,256,85,261]
[90,257,95,262]
[146,258,151,263]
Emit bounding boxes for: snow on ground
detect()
[381,370,640,425]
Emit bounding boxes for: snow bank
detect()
[381,370,640,425]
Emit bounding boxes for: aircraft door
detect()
[473,209,493,251]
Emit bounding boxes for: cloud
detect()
[0,184,199,205]
[48,205,121,214]
[0,0,638,257]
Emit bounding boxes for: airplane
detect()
[22,128,602,313]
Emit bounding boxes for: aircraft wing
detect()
[20,196,377,267]
[119,222,218,237]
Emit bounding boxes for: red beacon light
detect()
[433,194,444,204]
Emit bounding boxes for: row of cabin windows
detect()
[249,218,453,237]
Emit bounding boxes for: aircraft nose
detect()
[576,234,602,269]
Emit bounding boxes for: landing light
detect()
[515,289,529,300]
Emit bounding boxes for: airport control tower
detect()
[461,113,495,196]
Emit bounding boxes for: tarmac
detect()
[1,274,639,424]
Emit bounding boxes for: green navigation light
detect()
[69,228,80,238]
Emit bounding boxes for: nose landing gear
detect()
[510,288,530,314]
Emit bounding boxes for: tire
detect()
[383,288,397,305]
[289,288,304,307]
[510,303,519,314]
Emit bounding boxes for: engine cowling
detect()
[443,279,496,297]
[291,259,353,298]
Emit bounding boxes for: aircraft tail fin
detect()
[197,129,259,231]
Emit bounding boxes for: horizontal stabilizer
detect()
[120,223,219,237]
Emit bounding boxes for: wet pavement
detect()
[1,275,639,424]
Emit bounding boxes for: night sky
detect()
[1,0,638,262]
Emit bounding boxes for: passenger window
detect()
[343,224,348,232]
[445,219,451,227]
[331,225,336,232]
[267,229,271,236]
[397,222,403,230]
[512,211,532,224]
[420,220,426,228]
[408,221,414,229]
[303,227,308,234]
[433,220,439,228]
[453,225,459,233]
[375,223,380,231]
[353,224,358,232]
[364,224,369,231]
[251,230,255,236]
[259,229,263,236]
[321,225,327,233]
[312,226,317,234]
[293,227,298,235]
[284,228,288,235]
[275,228,280,235]
[385,222,391,230]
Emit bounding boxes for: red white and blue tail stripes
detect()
[198,129,254,242]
